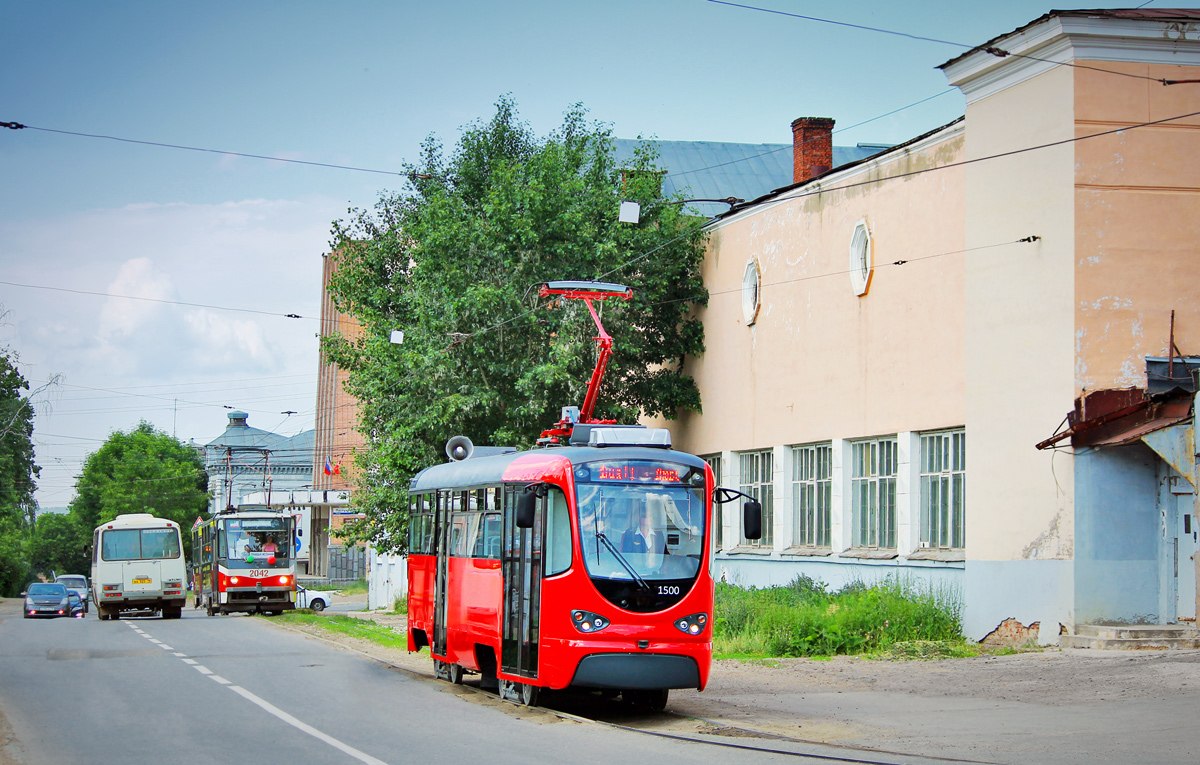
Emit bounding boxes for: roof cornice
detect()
[941,13,1200,104]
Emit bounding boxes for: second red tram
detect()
[406,424,757,709]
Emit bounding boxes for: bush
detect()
[714,576,964,658]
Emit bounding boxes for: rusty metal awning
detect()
[1035,388,1193,451]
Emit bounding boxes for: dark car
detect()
[66,591,86,618]
[23,582,70,618]
[55,575,89,614]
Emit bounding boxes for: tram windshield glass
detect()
[575,459,707,585]
[219,517,291,566]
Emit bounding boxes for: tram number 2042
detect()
[657,585,681,596]
[248,569,268,577]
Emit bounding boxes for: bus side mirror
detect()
[743,499,763,540]
[516,488,538,529]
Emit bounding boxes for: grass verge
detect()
[271,611,408,651]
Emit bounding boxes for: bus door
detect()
[501,484,543,679]
[432,490,456,657]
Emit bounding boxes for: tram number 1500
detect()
[657,585,680,595]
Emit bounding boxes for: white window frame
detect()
[850,436,897,549]
[849,220,872,296]
[741,258,761,325]
[791,442,832,548]
[919,429,966,550]
[738,449,773,547]
[703,453,723,551]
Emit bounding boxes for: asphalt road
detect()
[1,602,945,765]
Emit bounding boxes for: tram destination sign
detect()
[587,461,684,484]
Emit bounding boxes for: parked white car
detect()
[295,585,327,612]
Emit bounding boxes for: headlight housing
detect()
[570,609,610,633]
[674,612,708,635]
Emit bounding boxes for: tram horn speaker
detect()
[445,435,474,462]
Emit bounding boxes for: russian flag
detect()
[324,456,333,476]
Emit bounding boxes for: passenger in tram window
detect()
[262,535,278,554]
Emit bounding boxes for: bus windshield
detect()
[575,459,707,583]
[221,517,290,564]
[101,528,181,561]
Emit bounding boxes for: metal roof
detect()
[613,138,886,217]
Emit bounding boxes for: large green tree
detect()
[0,349,38,595]
[326,98,709,553]
[66,421,209,558]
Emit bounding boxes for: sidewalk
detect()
[298,610,1200,764]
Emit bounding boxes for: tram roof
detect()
[408,446,707,492]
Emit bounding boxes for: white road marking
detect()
[227,685,389,765]
[159,644,174,650]
[132,625,388,765]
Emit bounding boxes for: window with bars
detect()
[703,454,723,551]
[850,437,897,549]
[919,429,966,549]
[738,450,773,547]
[791,442,832,547]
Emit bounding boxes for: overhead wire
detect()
[0,279,314,320]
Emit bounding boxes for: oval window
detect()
[849,221,872,297]
[741,259,761,325]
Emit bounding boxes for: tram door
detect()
[432,490,456,656]
[501,485,543,678]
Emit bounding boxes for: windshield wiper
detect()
[595,533,651,591]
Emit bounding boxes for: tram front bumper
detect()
[569,653,701,690]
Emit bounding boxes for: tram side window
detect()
[544,488,571,576]
[474,512,501,559]
[409,494,434,554]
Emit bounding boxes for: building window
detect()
[850,437,897,548]
[738,450,773,547]
[792,442,832,547]
[703,454,723,551]
[849,220,872,296]
[920,429,966,549]
[741,258,761,325]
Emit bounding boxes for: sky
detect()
[3,0,1196,510]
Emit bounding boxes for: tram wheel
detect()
[448,663,464,685]
[519,682,540,707]
[624,688,668,712]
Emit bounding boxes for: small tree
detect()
[67,422,208,558]
[326,97,708,553]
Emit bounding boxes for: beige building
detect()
[650,9,1200,642]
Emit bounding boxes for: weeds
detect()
[714,575,967,659]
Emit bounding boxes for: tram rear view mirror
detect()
[516,490,537,529]
[743,499,763,540]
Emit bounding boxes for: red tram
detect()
[405,281,760,709]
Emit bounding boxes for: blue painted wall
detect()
[713,556,963,601]
[1074,444,1161,623]
[962,559,1073,642]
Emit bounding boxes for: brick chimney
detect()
[791,117,835,184]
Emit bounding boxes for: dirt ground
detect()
[275,608,1200,761]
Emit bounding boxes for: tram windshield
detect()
[575,459,707,584]
[220,517,291,565]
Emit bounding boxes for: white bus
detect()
[91,513,187,620]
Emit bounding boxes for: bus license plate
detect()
[132,577,152,584]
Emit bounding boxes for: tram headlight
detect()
[230,576,240,585]
[570,609,610,634]
[278,575,290,585]
[675,612,708,635]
